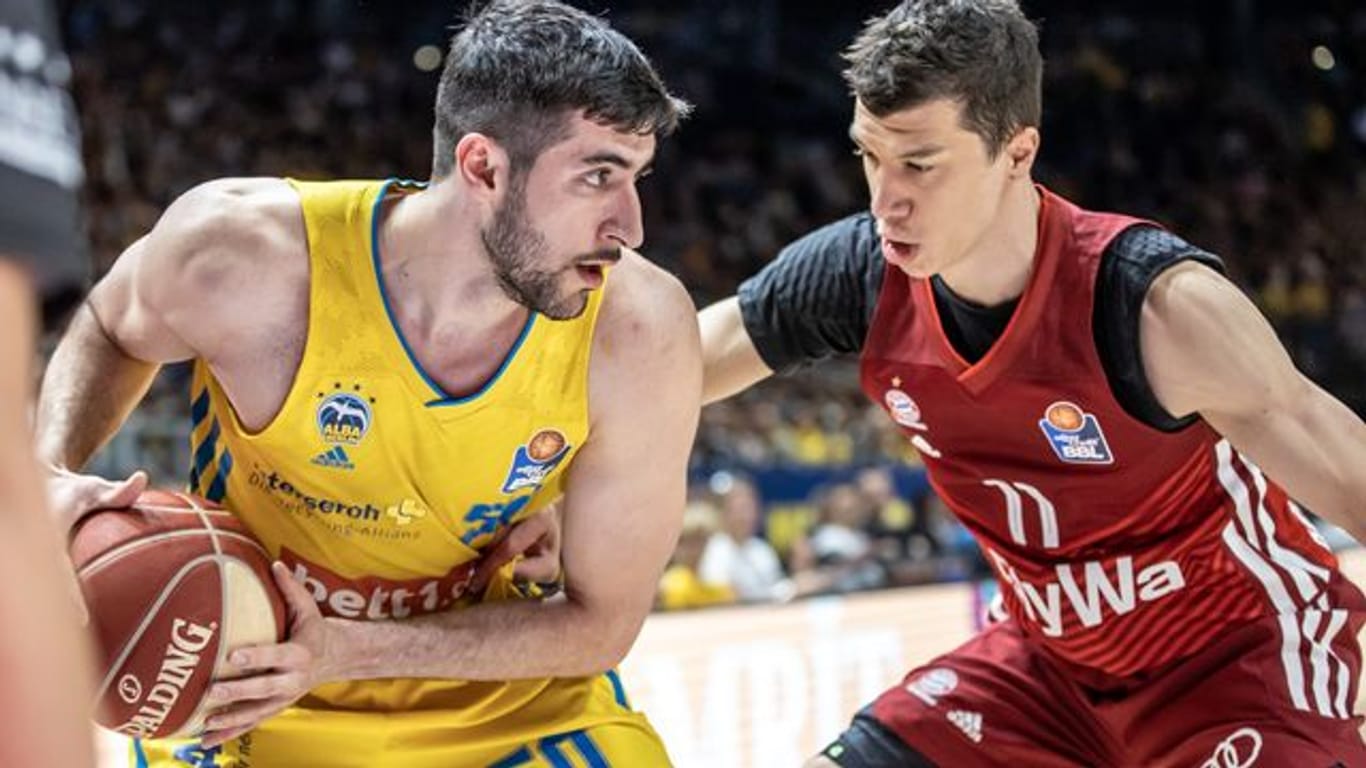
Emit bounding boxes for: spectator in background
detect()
[698,472,796,602]
[805,482,886,593]
[857,466,945,585]
[657,501,737,611]
[1291,251,1334,377]
[1338,278,1366,367]
[857,465,917,557]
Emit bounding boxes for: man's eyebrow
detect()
[898,145,945,159]
[580,152,633,169]
[848,128,945,159]
[846,131,945,158]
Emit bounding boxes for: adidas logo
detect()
[947,710,983,744]
[311,446,355,470]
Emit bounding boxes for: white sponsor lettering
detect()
[114,619,217,738]
[909,434,942,459]
[1201,727,1262,768]
[988,548,1185,637]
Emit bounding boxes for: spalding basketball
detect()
[69,489,287,739]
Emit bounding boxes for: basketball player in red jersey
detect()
[702,1,1366,765]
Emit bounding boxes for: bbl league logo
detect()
[1038,401,1113,464]
[500,428,571,494]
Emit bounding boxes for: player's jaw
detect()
[482,192,621,320]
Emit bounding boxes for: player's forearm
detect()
[699,297,773,404]
[35,302,159,474]
[1217,382,1366,542]
[1282,389,1366,541]
[329,595,645,681]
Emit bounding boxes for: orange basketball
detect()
[527,429,566,461]
[69,489,286,739]
[1046,402,1085,431]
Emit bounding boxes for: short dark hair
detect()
[432,0,690,179]
[843,0,1042,158]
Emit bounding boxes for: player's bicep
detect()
[1142,261,1301,425]
[1143,263,1366,526]
[87,181,264,364]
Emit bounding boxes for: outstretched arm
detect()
[1143,262,1366,539]
[699,296,774,404]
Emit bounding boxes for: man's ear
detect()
[1004,126,1040,178]
[454,133,510,199]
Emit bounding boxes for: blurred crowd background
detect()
[55,0,1366,611]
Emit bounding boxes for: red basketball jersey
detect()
[860,187,1365,693]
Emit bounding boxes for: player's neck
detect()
[376,185,528,334]
[936,182,1040,308]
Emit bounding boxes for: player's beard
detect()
[481,182,592,321]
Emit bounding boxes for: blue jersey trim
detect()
[367,178,538,408]
[605,668,630,709]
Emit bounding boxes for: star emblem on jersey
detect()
[1037,400,1114,464]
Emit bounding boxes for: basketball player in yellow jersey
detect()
[37,2,700,765]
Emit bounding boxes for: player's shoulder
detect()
[1105,225,1217,269]
[596,249,699,360]
[1143,258,1238,319]
[156,177,303,252]
[145,177,307,293]
[603,249,695,330]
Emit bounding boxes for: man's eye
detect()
[586,170,611,187]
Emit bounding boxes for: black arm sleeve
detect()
[1096,225,1226,432]
[736,212,885,374]
[0,0,87,320]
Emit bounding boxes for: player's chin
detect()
[538,289,591,321]
[892,256,935,280]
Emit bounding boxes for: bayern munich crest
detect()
[884,388,928,431]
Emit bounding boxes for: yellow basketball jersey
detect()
[137,179,670,767]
